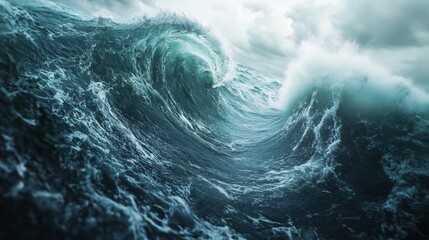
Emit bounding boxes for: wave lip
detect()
[130,17,229,121]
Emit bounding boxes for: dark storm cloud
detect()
[335,0,429,47]
[284,0,429,92]
[403,48,429,91]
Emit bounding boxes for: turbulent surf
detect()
[1,1,429,239]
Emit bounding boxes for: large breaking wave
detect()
[1,1,429,239]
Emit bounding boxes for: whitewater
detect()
[1,0,429,239]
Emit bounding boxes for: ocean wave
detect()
[1,1,429,239]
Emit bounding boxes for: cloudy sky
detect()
[57,0,429,91]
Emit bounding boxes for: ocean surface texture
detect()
[1,1,429,239]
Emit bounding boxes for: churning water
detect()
[1,1,429,239]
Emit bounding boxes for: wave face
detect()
[1,1,429,239]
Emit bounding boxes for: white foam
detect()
[276,41,429,113]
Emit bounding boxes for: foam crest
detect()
[277,41,429,113]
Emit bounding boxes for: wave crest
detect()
[277,42,429,113]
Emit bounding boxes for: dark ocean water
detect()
[1,1,429,239]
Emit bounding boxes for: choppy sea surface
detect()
[1,0,429,239]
